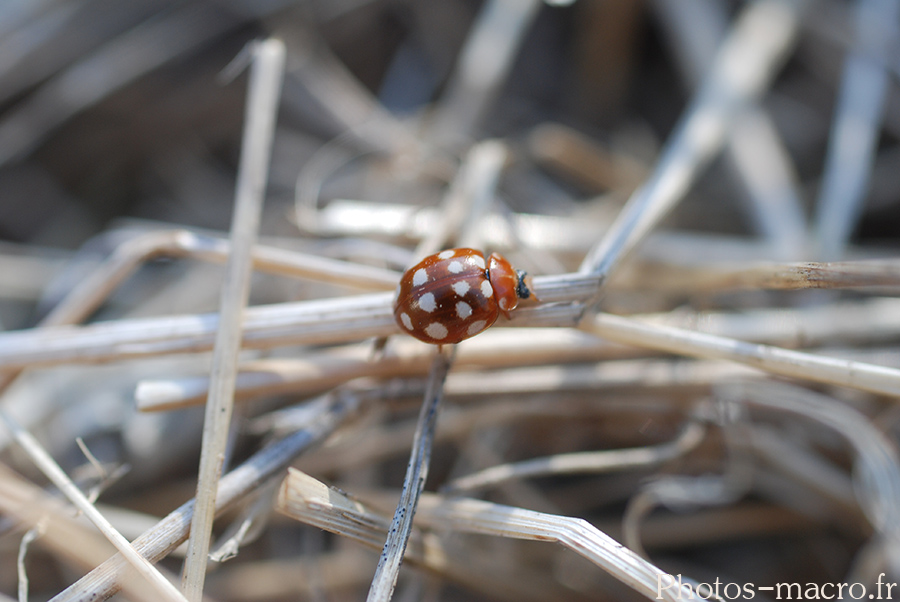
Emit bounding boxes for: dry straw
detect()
[180,38,285,602]
[2,0,899,600]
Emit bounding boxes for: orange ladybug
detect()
[393,248,535,345]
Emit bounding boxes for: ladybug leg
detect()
[370,336,389,360]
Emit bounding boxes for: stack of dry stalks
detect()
[1,1,900,601]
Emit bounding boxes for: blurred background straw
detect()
[1,0,900,600]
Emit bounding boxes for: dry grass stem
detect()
[181,38,284,602]
[813,0,898,259]
[652,0,806,258]
[0,464,176,602]
[203,550,379,601]
[43,228,398,328]
[23,258,900,384]
[614,259,900,294]
[415,140,507,257]
[17,526,41,602]
[132,295,900,409]
[718,380,900,533]
[411,493,693,601]
[584,311,900,398]
[526,124,646,194]
[293,394,689,479]
[733,260,900,291]
[0,413,188,602]
[0,227,399,430]
[27,252,900,398]
[134,330,639,411]
[0,276,594,371]
[276,469,566,601]
[0,4,247,166]
[443,419,707,494]
[137,350,750,413]
[427,0,542,148]
[49,390,359,602]
[579,0,806,278]
[366,348,453,602]
[648,297,900,347]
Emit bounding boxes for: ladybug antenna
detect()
[515,269,532,299]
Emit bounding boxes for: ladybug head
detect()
[515,269,535,300]
[488,252,537,318]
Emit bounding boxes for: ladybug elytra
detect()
[393,248,535,345]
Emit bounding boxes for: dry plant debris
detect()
[1,0,900,601]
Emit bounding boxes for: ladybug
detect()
[393,248,535,345]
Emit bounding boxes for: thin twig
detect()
[442,419,707,494]
[181,38,284,602]
[366,347,454,602]
[17,525,42,602]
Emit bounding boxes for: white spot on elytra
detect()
[438,250,455,259]
[499,298,508,311]
[481,280,493,298]
[413,268,428,286]
[456,301,472,319]
[447,260,464,274]
[425,322,448,339]
[452,281,470,297]
[419,292,436,313]
[400,313,413,330]
[467,320,487,336]
[471,254,485,269]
